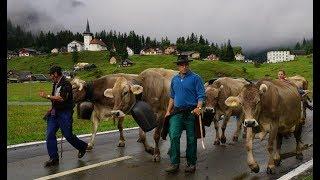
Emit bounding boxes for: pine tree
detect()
[225,39,235,61]
[72,45,79,64]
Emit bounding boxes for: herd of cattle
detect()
[70,68,311,174]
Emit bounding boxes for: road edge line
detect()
[7,127,139,149]
[277,159,313,180]
[34,156,132,180]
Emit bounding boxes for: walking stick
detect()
[198,113,206,149]
[60,135,63,158]
[192,110,206,149]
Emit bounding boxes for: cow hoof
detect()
[232,136,239,142]
[145,147,155,155]
[296,153,303,160]
[118,141,125,147]
[86,145,93,152]
[153,155,161,162]
[220,137,226,144]
[266,167,275,174]
[214,140,220,145]
[274,159,281,166]
[250,165,260,173]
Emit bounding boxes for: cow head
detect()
[104,76,142,117]
[70,77,87,103]
[204,84,224,114]
[225,83,268,128]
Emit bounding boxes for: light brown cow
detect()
[287,75,312,124]
[70,73,138,150]
[225,79,303,174]
[204,77,249,145]
[104,68,177,161]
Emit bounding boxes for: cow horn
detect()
[78,83,84,91]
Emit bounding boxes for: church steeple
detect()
[83,19,93,35]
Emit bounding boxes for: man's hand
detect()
[192,107,201,116]
[39,91,47,98]
[165,111,171,118]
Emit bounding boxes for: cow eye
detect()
[123,91,128,96]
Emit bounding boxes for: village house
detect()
[267,51,295,63]
[235,53,245,61]
[51,48,59,54]
[164,46,177,55]
[19,48,40,57]
[180,51,200,59]
[155,48,163,55]
[67,20,107,52]
[127,47,134,56]
[206,54,220,61]
[140,48,157,55]
[109,56,117,64]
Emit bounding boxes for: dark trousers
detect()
[46,110,87,159]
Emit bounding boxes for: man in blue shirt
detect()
[165,55,205,173]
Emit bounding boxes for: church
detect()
[67,20,107,52]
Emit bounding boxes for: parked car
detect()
[18,71,36,82]
[33,74,50,82]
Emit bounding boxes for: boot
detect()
[165,164,179,173]
[185,164,196,173]
[44,158,59,167]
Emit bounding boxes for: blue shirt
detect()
[170,70,205,108]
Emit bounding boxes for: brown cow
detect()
[225,79,303,174]
[70,73,138,150]
[287,75,312,124]
[204,77,249,145]
[104,68,177,162]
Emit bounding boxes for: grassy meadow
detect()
[7,51,313,145]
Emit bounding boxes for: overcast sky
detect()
[7,0,313,52]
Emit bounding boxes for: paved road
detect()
[7,110,313,180]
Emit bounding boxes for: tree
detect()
[72,45,79,64]
[225,39,235,61]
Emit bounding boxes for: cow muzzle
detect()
[111,110,126,118]
[205,107,215,114]
[244,119,259,127]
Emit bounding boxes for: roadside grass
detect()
[8,53,313,101]
[7,105,138,145]
[7,82,52,102]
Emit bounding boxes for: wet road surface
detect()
[8,111,313,180]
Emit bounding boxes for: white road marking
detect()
[7,127,139,149]
[277,159,313,180]
[34,156,132,180]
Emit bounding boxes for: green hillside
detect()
[8,51,313,90]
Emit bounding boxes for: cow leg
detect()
[87,111,99,151]
[246,127,259,173]
[266,125,277,174]
[153,126,161,162]
[117,117,125,147]
[233,114,244,142]
[220,113,231,144]
[294,123,304,160]
[301,101,307,125]
[213,119,220,145]
[138,128,154,155]
[274,133,283,166]
[153,115,164,162]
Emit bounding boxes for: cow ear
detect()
[225,96,240,107]
[104,88,114,98]
[130,85,143,95]
[259,84,268,94]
